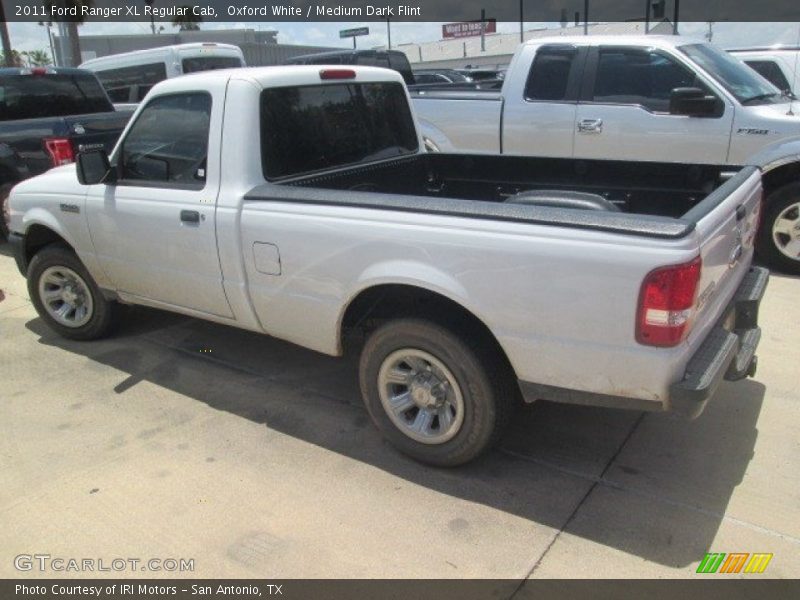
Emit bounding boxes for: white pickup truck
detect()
[7,65,768,466]
[413,35,800,274]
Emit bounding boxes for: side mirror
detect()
[669,87,720,117]
[76,149,115,185]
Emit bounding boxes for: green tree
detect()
[172,6,202,31]
[0,50,25,67]
[27,49,53,67]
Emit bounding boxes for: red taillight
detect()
[320,69,356,80]
[44,138,75,167]
[636,256,702,347]
[31,67,48,76]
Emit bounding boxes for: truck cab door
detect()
[86,90,233,318]
[502,44,585,158]
[573,46,733,164]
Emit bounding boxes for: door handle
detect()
[577,118,603,134]
[180,210,200,223]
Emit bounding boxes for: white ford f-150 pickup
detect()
[413,35,800,275]
[7,65,768,466]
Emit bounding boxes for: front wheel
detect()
[359,319,514,467]
[27,244,120,340]
[757,183,800,275]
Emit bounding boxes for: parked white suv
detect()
[729,46,800,97]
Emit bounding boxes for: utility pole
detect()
[584,0,589,35]
[673,0,680,34]
[386,18,391,49]
[46,22,57,65]
[57,21,70,67]
[705,21,714,42]
[644,0,650,34]
[519,0,524,43]
[480,8,486,53]
[145,0,156,35]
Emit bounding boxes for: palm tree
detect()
[172,6,202,31]
[0,2,14,67]
[27,49,53,67]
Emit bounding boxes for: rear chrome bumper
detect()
[669,266,769,419]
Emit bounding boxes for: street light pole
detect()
[480,8,486,53]
[519,0,523,43]
[145,0,156,35]
[584,0,589,35]
[386,18,391,49]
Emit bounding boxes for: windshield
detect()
[679,43,784,105]
[181,56,243,74]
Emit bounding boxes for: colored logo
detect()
[696,552,773,574]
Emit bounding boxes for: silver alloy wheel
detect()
[37,266,94,328]
[377,348,465,445]
[772,201,800,260]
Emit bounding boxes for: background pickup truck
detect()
[413,35,800,275]
[0,67,133,240]
[7,66,767,467]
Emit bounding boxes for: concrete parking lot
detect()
[1,245,798,580]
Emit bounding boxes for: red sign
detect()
[442,21,497,39]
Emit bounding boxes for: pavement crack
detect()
[510,412,646,593]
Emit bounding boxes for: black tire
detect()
[27,244,120,340]
[359,318,515,467]
[757,182,800,275]
[0,183,13,241]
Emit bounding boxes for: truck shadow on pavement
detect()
[26,307,765,569]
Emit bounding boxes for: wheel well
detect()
[762,162,800,197]
[340,284,516,375]
[24,225,72,266]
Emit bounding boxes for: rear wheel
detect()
[758,183,800,275]
[359,319,514,467]
[28,244,120,340]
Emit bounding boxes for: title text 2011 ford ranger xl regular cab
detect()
[7,66,768,466]
[413,36,800,275]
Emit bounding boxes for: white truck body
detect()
[7,65,768,466]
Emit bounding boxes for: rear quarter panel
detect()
[236,196,705,407]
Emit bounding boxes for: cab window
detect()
[592,48,704,113]
[120,92,211,188]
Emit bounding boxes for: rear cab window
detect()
[0,71,112,121]
[260,81,419,180]
[181,56,243,74]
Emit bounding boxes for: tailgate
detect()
[63,110,134,153]
[684,167,762,349]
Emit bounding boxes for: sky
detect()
[5,20,800,56]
